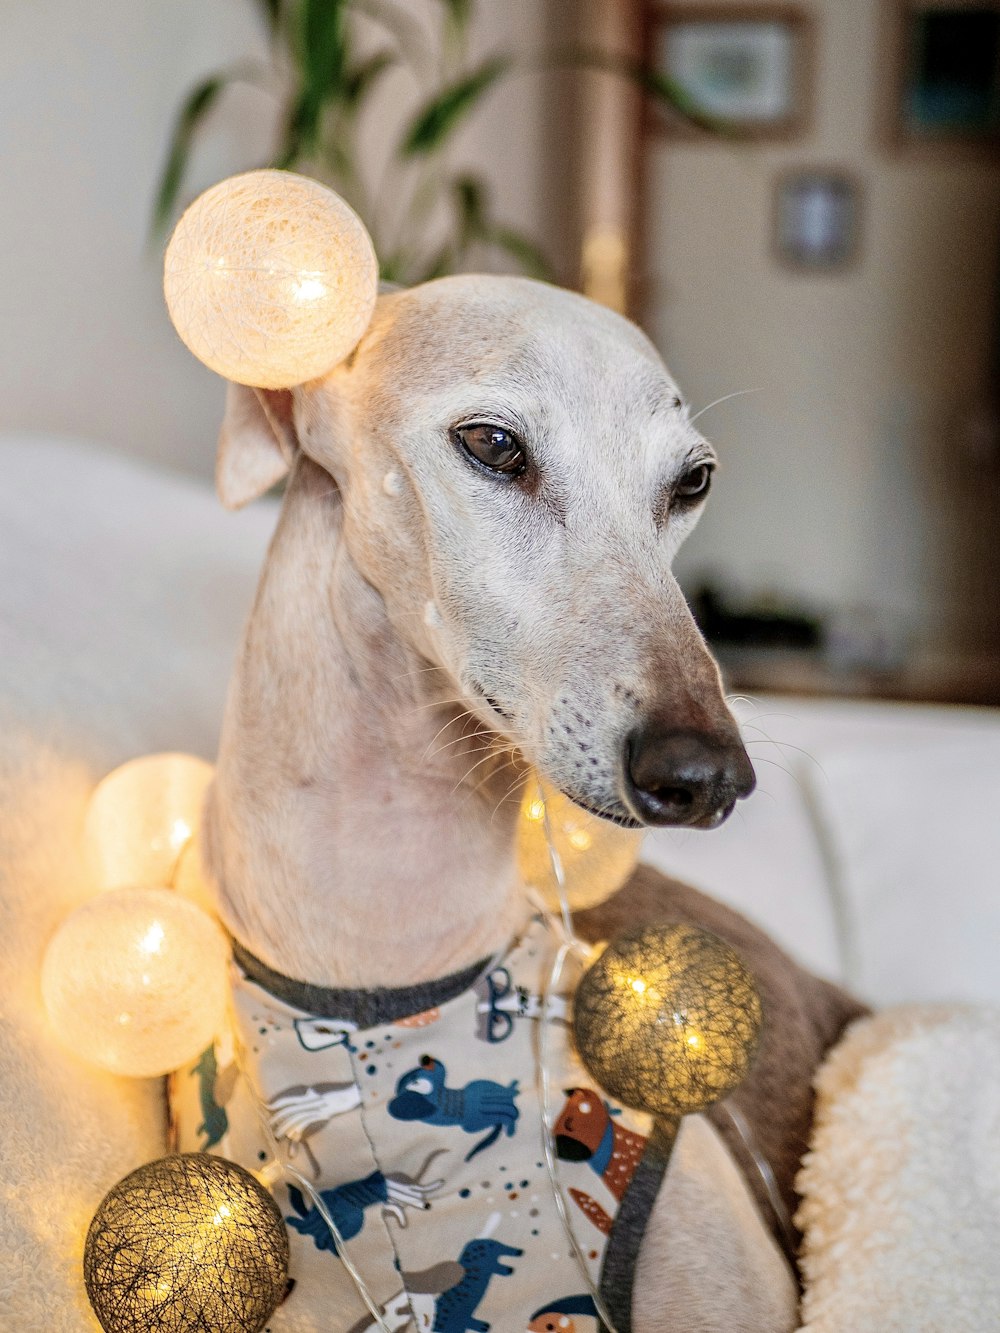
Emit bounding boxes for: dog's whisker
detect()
[489,766,532,824]
[402,697,481,718]
[745,734,826,778]
[421,709,488,762]
[689,386,762,425]
[457,749,519,797]
[420,717,468,758]
[744,753,806,793]
[388,663,448,684]
[472,759,526,804]
[426,733,494,765]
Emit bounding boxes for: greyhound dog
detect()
[204,276,753,990]
[189,272,860,1329]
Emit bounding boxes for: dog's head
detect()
[167,176,753,830]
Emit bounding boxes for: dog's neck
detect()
[204,458,528,989]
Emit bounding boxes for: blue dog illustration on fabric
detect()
[344,1212,522,1333]
[189,1044,238,1150]
[286,1152,444,1255]
[434,1231,523,1332]
[387,1054,520,1161]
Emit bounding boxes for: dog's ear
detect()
[216,383,298,510]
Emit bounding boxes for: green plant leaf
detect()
[378,250,410,284]
[444,172,552,278]
[279,0,357,161]
[153,74,229,233]
[418,244,458,282]
[400,56,510,156]
[253,0,283,39]
[628,61,723,132]
[486,225,552,280]
[351,0,431,70]
[452,172,487,245]
[437,0,474,33]
[344,49,396,109]
[545,45,723,133]
[298,0,349,88]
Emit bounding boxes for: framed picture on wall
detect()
[773,168,863,271]
[886,1,1000,151]
[646,4,814,139]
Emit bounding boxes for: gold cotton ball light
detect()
[164,169,378,389]
[573,923,763,1120]
[84,1153,289,1333]
[84,753,213,891]
[41,888,229,1078]
[518,780,643,911]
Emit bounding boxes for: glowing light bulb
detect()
[41,888,229,1078]
[84,1154,289,1333]
[163,170,378,389]
[574,923,762,1120]
[567,826,592,852]
[140,920,166,954]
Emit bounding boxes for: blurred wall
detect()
[646,0,1000,657]
[0,0,557,480]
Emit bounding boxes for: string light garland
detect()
[41,887,229,1078]
[83,1153,289,1333]
[63,756,771,1333]
[572,922,763,1120]
[163,170,379,389]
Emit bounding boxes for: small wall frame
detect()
[773,168,864,272]
[882,1,1000,156]
[645,4,815,140]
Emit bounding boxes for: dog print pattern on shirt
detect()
[170,917,656,1332]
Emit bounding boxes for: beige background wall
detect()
[2,0,996,658]
[645,0,1000,657]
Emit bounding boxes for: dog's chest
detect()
[171,918,661,1331]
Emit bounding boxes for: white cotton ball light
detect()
[164,169,379,389]
[83,753,213,891]
[41,888,229,1078]
[518,780,644,911]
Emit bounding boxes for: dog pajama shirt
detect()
[170,916,743,1332]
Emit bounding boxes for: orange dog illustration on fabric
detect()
[553,1088,648,1234]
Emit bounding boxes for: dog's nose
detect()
[624,727,755,827]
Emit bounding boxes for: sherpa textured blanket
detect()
[796,1005,1000,1332]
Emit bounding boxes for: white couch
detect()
[2,434,999,1325]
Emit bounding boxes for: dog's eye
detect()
[676,463,713,500]
[453,424,526,476]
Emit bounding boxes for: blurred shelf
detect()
[713,646,1000,708]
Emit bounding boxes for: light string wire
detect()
[716,1101,799,1265]
[231,1018,396,1333]
[532,786,622,1333]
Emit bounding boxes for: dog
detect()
[204,276,754,990]
[187,272,864,1330]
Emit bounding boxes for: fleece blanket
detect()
[796,1005,1000,1331]
[0,437,276,1328]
